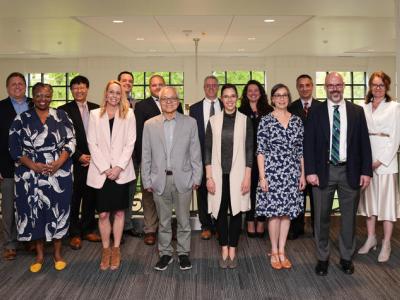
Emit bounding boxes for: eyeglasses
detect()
[371,84,385,89]
[273,94,289,99]
[326,84,344,90]
[160,97,179,103]
[205,84,218,88]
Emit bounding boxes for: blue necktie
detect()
[331,105,340,164]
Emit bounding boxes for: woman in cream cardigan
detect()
[87,80,136,270]
[358,71,400,262]
[205,83,253,269]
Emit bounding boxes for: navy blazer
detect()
[134,96,183,165]
[304,100,372,189]
[288,98,322,124]
[0,97,33,177]
[189,98,223,162]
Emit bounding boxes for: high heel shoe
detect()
[358,235,377,254]
[278,252,292,269]
[110,246,121,270]
[100,247,111,270]
[378,240,391,262]
[268,253,282,270]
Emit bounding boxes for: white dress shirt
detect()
[327,99,347,162]
[203,98,222,131]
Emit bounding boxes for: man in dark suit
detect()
[189,75,222,240]
[59,75,101,250]
[288,74,322,240]
[0,72,33,260]
[304,72,372,276]
[135,74,183,245]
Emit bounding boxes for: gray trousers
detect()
[124,179,137,231]
[313,165,360,261]
[153,176,191,256]
[1,178,17,250]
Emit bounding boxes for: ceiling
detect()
[0,0,396,58]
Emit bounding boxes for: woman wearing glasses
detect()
[256,83,305,270]
[358,71,400,262]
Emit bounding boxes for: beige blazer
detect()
[86,108,136,188]
[208,111,250,218]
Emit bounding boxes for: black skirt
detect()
[95,179,129,213]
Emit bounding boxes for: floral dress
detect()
[255,113,304,219]
[9,108,75,241]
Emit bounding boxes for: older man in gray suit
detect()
[141,86,202,271]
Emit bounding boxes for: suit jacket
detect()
[189,98,223,162]
[288,98,322,124]
[0,97,33,178]
[141,112,202,195]
[304,100,372,189]
[86,108,136,189]
[58,101,99,171]
[134,96,183,165]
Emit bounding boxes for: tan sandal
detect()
[268,253,282,270]
[100,247,111,271]
[110,247,121,270]
[278,252,292,269]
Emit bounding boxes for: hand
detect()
[34,162,51,175]
[372,160,382,171]
[79,154,91,167]
[299,175,306,191]
[0,173,3,181]
[107,166,122,180]
[206,178,216,195]
[359,175,371,190]
[192,184,199,190]
[241,177,250,195]
[259,178,268,192]
[146,187,153,192]
[48,160,63,175]
[306,174,319,186]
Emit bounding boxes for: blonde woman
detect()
[87,80,136,270]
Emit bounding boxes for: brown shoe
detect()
[110,247,121,270]
[144,232,156,245]
[200,229,212,240]
[69,236,82,250]
[3,248,16,261]
[84,233,101,242]
[100,247,111,271]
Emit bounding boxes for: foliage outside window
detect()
[27,72,80,108]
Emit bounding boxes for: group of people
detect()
[0,70,399,276]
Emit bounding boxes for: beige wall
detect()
[0,55,395,107]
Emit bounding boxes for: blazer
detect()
[189,98,223,162]
[0,97,33,178]
[141,112,202,195]
[86,108,136,189]
[288,98,322,124]
[134,96,183,165]
[58,101,99,168]
[304,100,373,189]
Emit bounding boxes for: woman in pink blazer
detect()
[87,80,136,270]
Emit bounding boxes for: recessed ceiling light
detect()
[264,19,275,23]
[136,37,144,41]
[112,20,124,24]
[238,48,245,52]
[248,37,256,41]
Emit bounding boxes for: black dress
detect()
[95,118,129,213]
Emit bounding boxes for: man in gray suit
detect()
[141,86,202,271]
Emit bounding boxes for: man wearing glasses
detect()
[141,86,202,271]
[304,72,372,276]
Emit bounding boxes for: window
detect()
[316,71,367,106]
[131,71,184,101]
[27,72,80,108]
[212,70,266,97]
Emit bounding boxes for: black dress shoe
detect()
[315,260,329,276]
[339,259,354,275]
[287,231,299,240]
[247,231,257,238]
[124,228,143,238]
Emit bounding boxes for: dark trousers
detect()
[290,183,314,234]
[245,162,266,222]
[216,174,242,247]
[197,171,214,230]
[69,168,97,237]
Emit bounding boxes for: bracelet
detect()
[259,177,266,182]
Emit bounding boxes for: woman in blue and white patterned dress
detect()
[256,83,305,270]
[9,83,75,273]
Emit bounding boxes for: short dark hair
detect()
[118,71,134,81]
[6,72,26,87]
[70,75,90,88]
[296,74,313,85]
[270,83,292,106]
[32,83,53,97]
[221,83,237,97]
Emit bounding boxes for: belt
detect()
[369,132,390,137]
[329,161,346,166]
[165,170,173,175]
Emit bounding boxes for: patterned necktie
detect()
[331,105,340,164]
[81,103,89,134]
[210,101,215,117]
[303,102,309,117]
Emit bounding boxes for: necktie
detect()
[81,104,89,134]
[331,105,340,164]
[210,101,215,117]
[303,102,309,117]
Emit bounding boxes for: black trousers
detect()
[197,170,214,230]
[216,174,242,247]
[69,167,97,237]
[245,161,266,222]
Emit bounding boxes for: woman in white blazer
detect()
[358,71,400,262]
[87,80,136,270]
[205,84,253,269]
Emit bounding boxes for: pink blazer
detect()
[86,108,136,189]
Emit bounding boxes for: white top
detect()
[202,97,222,131]
[327,99,348,162]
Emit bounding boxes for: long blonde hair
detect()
[100,80,130,118]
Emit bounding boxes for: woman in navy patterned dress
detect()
[9,83,75,273]
[256,83,305,270]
